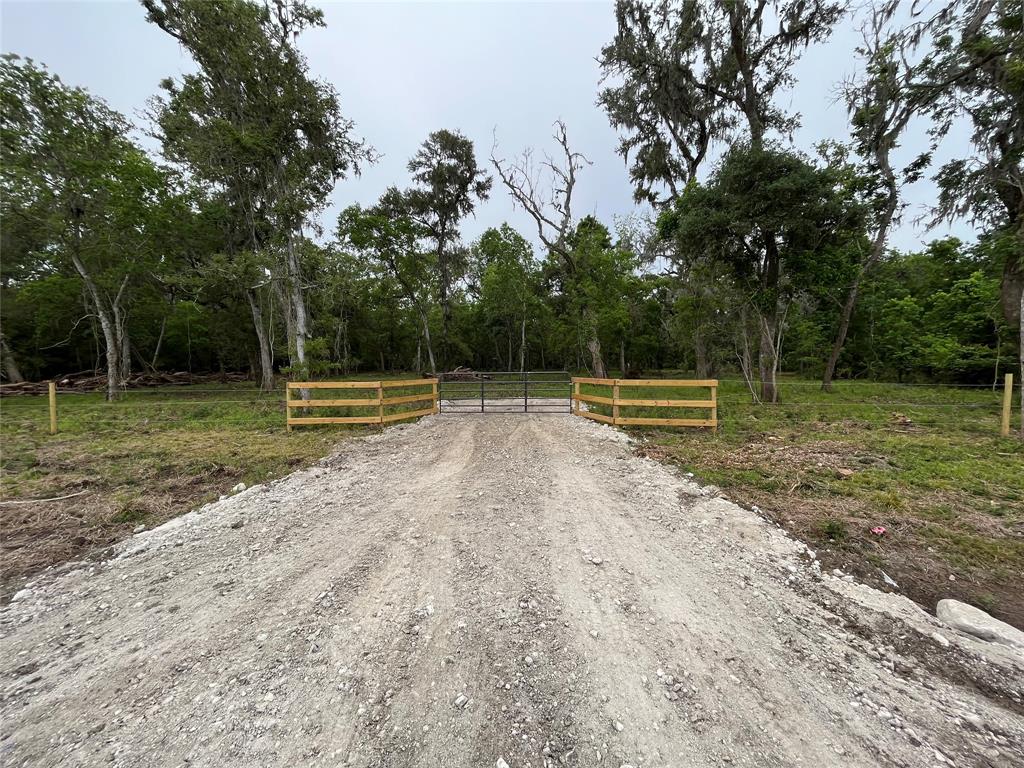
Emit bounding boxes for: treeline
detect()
[0,0,1020,404]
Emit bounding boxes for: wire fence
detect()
[0,376,1019,438]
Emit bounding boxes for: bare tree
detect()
[491,121,608,377]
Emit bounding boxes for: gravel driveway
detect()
[1,414,1022,767]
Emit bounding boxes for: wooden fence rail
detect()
[286,379,438,430]
[572,377,717,430]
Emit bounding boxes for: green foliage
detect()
[0,4,1018,394]
[598,0,845,202]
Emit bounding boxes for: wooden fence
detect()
[286,379,438,430]
[572,377,717,429]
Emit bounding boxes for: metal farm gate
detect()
[438,370,572,414]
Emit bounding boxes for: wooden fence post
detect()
[432,379,439,413]
[48,381,57,435]
[573,380,580,415]
[711,383,718,432]
[285,384,292,432]
[1002,372,1014,437]
[612,380,620,426]
[377,383,385,425]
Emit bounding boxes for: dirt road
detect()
[2,414,1022,767]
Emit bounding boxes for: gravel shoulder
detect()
[1,413,1022,767]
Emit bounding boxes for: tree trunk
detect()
[737,307,759,403]
[70,252,124,401]
[821,281,860,392]
[758,317,777,403]
[273,277,295,370]
[246,289,275,392]
[694,326,710,379]
[619,338,626,377]
[150,314,167,371]
[757,306,785,404]
[419,308,436,375]
[520,315,526,373]
[582,307,607,378]
[118,331,131,383]
[286,234,309,378]
[823,184,898,391]
[1019,286,1023,438]
[587,336,607,379]
[436,221,452,371]
[0,331,25,383]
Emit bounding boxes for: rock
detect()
[936,599,1024,649]
[231,482,247,494]
[454,694,469,708]
[230,519,244,529]
[836,468,854,478]
[11,588,32,602]
[496,758,511,768]
[931,632,950,648]
[961,712,985,731]
[133,524,146,534]
[613,720,624,732]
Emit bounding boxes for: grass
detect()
[0,379,411,592]
[611,375,1024,628]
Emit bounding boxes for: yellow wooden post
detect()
[1002,372,1014,437]
[285,384,292,432]
[573,380,580,415]
[377,383,385,424]
[432,379,439,413]
[612,380,620,426]
[48,381,57,435]
[710,383,718,432]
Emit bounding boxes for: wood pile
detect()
[0,371,253,396]
[440,366,491,381]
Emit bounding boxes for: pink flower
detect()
[871,526,886,536]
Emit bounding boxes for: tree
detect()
[338,192,439,374]
[599,0,845,399]
[660,144,867,401]
[925,0,1023,433]
[476,225,542,371]
[599,0,844,199]
[144,0,371,383]
[0,55,174,400]
[492,121,610,376]
[404,129,491,369]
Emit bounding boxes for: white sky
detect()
[1,0,975,254]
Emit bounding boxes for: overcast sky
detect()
[1,0,974,254]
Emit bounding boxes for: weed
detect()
[819,518,848,541]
